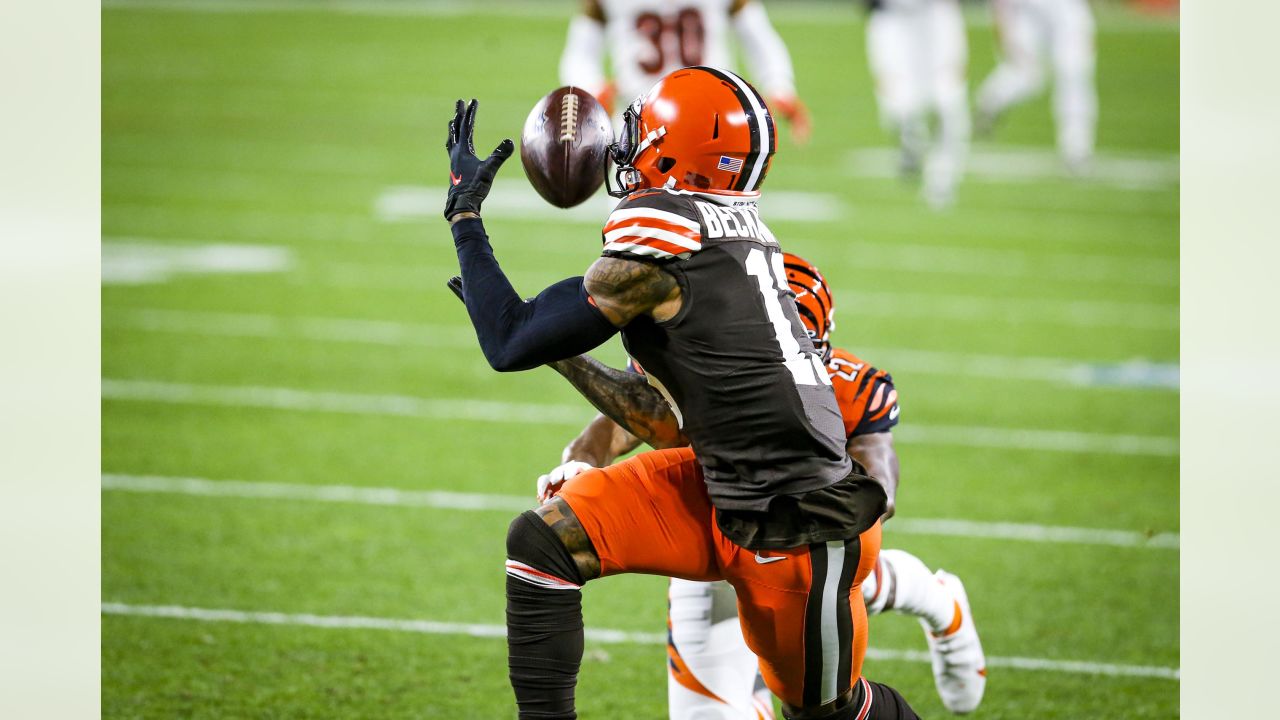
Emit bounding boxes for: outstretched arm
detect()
[443,100,680,371]
[847,431,899,520]
[548,354,687,450]
[560,413,643,468]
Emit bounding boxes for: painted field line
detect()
[99,239,1176,332]
[101,379,1179,457]
[374,182,844,224]
[834,241,1178,288]
[100,602,1180,681]
[100,378,589,425]
[110,308,479,348]
[101,0,1180,34]
[107,308,1179,390]
[102,241,293,285]
[100,473,1180,550]
[322,268,1186,332]
[848,146,1179,192]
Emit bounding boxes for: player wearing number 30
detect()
[560,0,811,142]
[444,67,918,719]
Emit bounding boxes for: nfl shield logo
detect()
[717,155,745,173]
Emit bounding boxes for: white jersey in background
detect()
[976,0,1097,171]
[864,0,970,209]
[560,0,809,141]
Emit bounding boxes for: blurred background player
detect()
[975,0,1098,173]
[863,0,970,208]
[559,0,811,142]
[537,254,987,717]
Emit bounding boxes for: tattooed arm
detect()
[582,256,683,325]
[560,414,643,468]
[549,354,687,451]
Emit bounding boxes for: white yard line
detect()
[100,378,1179,456]
[99,473,1179,550]
[374,182,845,224]
[847,146,1179,192]
[101,0,1180,34]
[834,241,1178,288]
[99,602,1180,681]
[102,241,293,285]
[106,308,1179,390]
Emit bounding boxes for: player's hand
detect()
[536,460,594,504]
[444,98,515,221]
[446,275,464,302]
[770,95,811,146]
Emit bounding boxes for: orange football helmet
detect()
[783,252,835,361]
[607,66,777,197]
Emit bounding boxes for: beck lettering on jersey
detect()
[694,200,775,243]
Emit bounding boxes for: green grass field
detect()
[102,1,1179,717]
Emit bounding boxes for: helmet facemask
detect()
[605,97,667,198]
[605,100,641,198]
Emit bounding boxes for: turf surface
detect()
[102,1,1179,717]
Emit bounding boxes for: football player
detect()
[536,253,987,718]
[863,0,970,208]
[444,67,918,718]
[975,0,1097,172]
[559,0,811,143]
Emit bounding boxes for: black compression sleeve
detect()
[452,218,619,372]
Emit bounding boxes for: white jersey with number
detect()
[596,0,741,105]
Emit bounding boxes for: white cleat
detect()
[923,570,987,714]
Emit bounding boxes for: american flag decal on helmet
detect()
[717,155,745,173]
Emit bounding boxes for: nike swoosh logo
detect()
[450,171,462,186]
[754,553,786,564]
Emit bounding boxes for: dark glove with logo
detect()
[444,99,515,221]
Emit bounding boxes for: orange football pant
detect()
[556,447,881,709]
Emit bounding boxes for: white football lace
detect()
[559,93,579,143]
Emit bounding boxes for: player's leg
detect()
[505,448,720,719]
[922,0,970,208]
[975,0,1046,132]
[866,8,928,178]
[726,522,920,719]
[861,549,987,713]
[1049,0,1098,171]
[667,579,774,720]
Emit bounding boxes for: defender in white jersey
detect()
[863,0,970,208]
[560,0,811,143]
[976,0,1097,172]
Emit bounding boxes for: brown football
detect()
[520,86,613,209]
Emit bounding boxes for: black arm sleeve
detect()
[452,218,619,372]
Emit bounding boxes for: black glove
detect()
[444,99,515,220]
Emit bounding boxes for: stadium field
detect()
[102,1,1179,717]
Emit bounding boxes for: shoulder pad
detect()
[601,190,702,262]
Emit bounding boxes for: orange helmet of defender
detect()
[606,66,777,197]
[783,252,836,362]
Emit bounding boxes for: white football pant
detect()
[865,0,970,207]
[977,0,1097,166]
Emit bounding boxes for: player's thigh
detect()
[866,13,926,118]
[1049,0,1096,78]
[556,447,720,581]
[927,0,969,104]
[718,524,882,710]
[994,0,1043,69]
